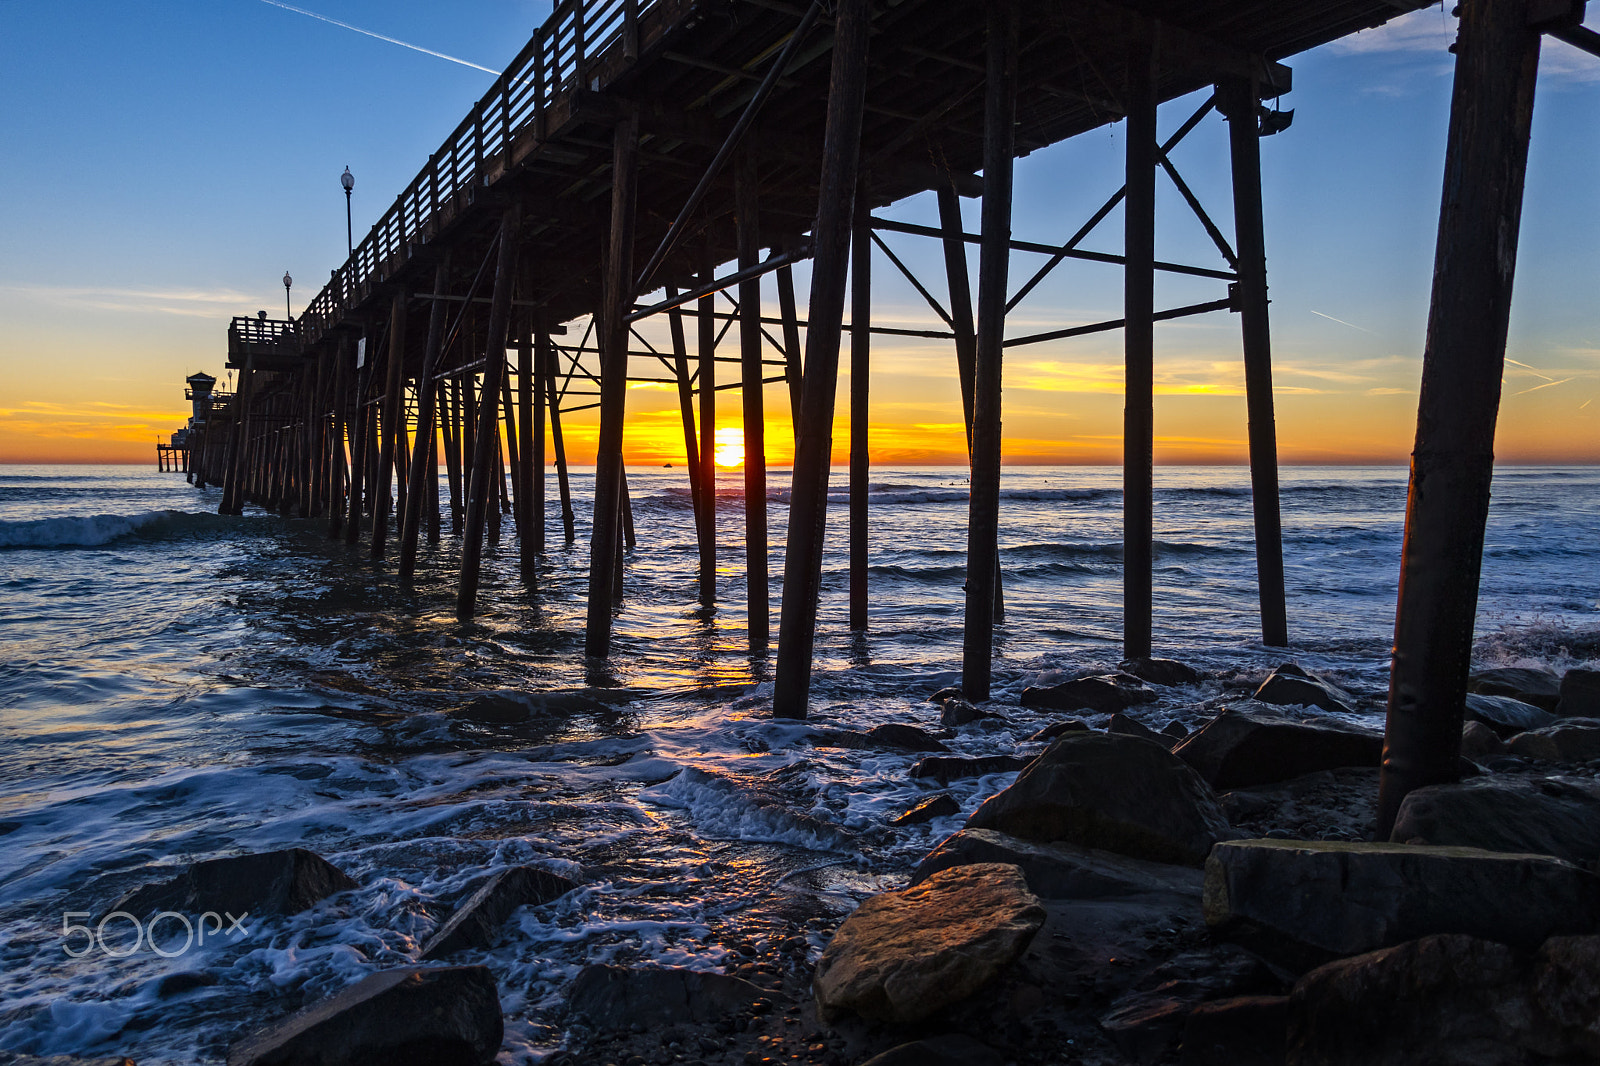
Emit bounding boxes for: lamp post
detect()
[283,272,293,320]
[342,166,355,258]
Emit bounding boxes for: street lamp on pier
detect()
[341,166,355,258]
[283,271,293,321]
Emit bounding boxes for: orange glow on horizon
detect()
[712,427,745,467]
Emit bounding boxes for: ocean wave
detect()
[0,510,242,549]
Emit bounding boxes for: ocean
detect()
[1,462,1596,1062]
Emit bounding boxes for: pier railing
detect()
[299,0,657,343]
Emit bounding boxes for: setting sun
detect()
[713,427,745,467]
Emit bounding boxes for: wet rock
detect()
[420,866,578,960]
[1109,712,1174,748]
[1460,720,1506,760]
[1172,709,1383,790]
[1205,840,1600,969]
[1180,995,1288,1065]
[911,828,1203,900]
[1558,668,1600,718]
[910,754,1028,784]
[966,732,1232,866]
[1162,721,1191,742]
[1120,657,1204,687]
[226,965,502,1066]
[866,723,949,752]
[1470,666,1562,711]
[857,1035,1004,1066]
[939,697,1002,728]
[1028,719,1088,742]
[453,686,642,723]
[156,971,219,998]
[813,862,1045,1024]
[890,793,960,827]
[1020,674,1158,714]
[1251,664,1357,715]
[1464,693,1555,737]
[926,685,965,704]
[113,848,356,920]
[1390,775,1600,866]
[1099,947,1278,1063]
[565,965,770,1028]
[1506,718,1600,762]
[0,1057,138,1066]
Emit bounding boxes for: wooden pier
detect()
[170,0,1599,820]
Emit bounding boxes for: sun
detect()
[713,427,745,467]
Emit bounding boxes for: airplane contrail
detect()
[255,0,501,76]
[1309,309,1374,334]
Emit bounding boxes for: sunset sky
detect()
[0,1,1594,465]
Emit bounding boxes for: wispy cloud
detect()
[255,1,501,76]
[1329,7,1455,55]
[0,283,256,319]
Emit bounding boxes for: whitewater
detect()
[0,463,1596,1062]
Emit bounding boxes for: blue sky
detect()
[0,1,1594,462]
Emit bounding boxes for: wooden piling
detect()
[457,212,519,619]
[399,262,450,578]
[1122,31,1158,661]
[532,329,549,555]
[849,197,870,631]
[443,376,464,533]
[668,293,710,596]
[517,328,537,578]
[698,246,718,603]
[372,291,408,559]
[1219,78,1289,648]
[583,113,639,657]
[345,332,377,544]
[960,0,1018,702]
[546,346,576,543]
[1375,0,1543,837]
[777,265,803,436]
[737,150,769,650]
[773,0,870,719]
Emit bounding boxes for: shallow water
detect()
[1,463,1595,1062]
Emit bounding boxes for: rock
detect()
[1028,719,1089,742]
[966,732,1232,867]
[813,863,1045,1024]
[1251,664,1358,715]
[1506,718,1600,762]
[926,685,965,704]
[939,697,1001,728]
[911,828,1203,900]
[1460,720,1506,759]
[1109,712,1174,748]
[890,793,960,827]
[1172,710,1383,790]
[1180,995,1288,1065]
[1464,693,1555,737]
[113,848,356,920]
[866,723,950,752]
[156,971,219,998]
[1559,668,1600,718]
[0,1058,138,1066]
[226,965,502,1066]
[565,965,769,1028]
[420,866,577,960]
[1162,721,1191,742]
[1470,666,1562,711]
[1205,840,1600,969]
[1099,947,1279,1063]
[910,754,1028,783]
[857,1036,1004,1066]
[1390,775,1600,866]
[1120,657,1204,687]
[1020,674,1158,714]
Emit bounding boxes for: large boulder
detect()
[813,863,1045,1024]
[1459,720,1506,760]
[226,965,502,1066]
[1205,840,1600,969]
[1506,718,1600,763]
[1558,669,1600,718]
[1120,657,1203,687]
[1109,712,1175,748]
[1251,665,1357,715]
[420,867,577,960]
[911,828,1203,901]
[113,848,356,920]
[1463,694,1555,737]
[1180,995,1288,1065]
[966,733,1232,867]
[1390,775,1600,866]
[868,724,950,752]
[890,793,960,827]
[1470,666,1562,711]
[1172,710,1382,790]
[564,965,769,1028]
[1020,674,1157,714]
[1098,947,1279,1063]
[910,755,1028,783]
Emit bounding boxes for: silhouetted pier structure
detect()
[172,0,1599,823]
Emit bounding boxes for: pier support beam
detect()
[738,151,769,651]
[773,0,870,718]
[849,198,870,631]
[1376,0,1543,837]
[372,290,407,559]
[698,246,718,604]
[345,328,377,544]
[1122,31,1158,661]
[960,0,1018,702]
[399,261,449,578]
[584,113,640,657]
[1220,78,1289,649]
[457,209,521,620]
[517,326,537,577]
